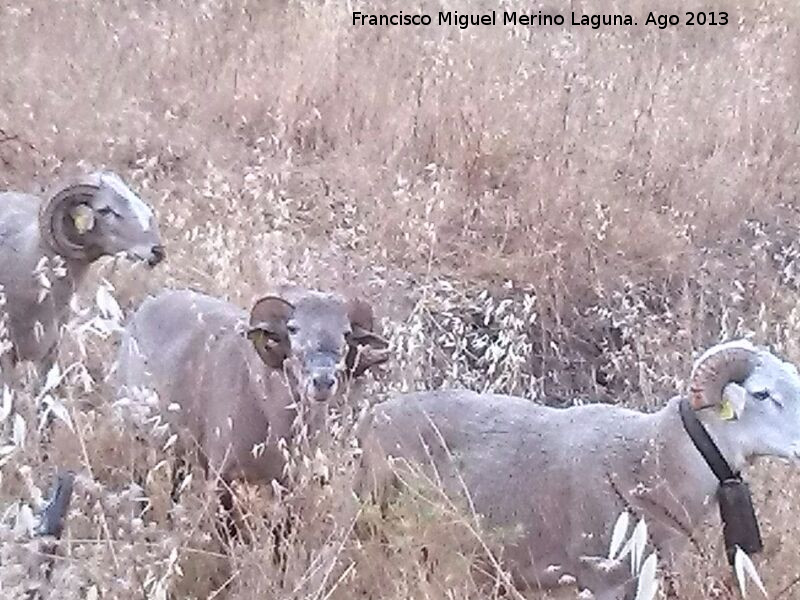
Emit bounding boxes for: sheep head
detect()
[689,339,800,462]
[39,171,165,265]
[247,292,388,402]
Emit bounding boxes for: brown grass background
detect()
[1,0,799,598]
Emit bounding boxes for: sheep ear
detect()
[720,382,747,420]
[346,298,389,377]
[69,204,95,234]
[247,328,286,369]
[248,296,293,368]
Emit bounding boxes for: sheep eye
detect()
[98,207,118,217]
[752,389,771,401]
[286,324,298,335]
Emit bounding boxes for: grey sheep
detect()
[0,172,165,379]
[116,288,389,491]
[359,340,800,599]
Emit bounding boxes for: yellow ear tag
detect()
[248,329,278,349]
[719,398,736,421]
[71,205,95,233]
[246,329,264,344]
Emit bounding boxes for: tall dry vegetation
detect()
[1,0,799,598]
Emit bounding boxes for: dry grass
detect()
[1,0,800,597]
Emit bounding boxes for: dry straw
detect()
[2,0,800,598]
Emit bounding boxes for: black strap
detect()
[678,398,738,483]
[678,398,763,564]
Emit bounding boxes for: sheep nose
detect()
[148,245,166,266]
[312,373,336,394]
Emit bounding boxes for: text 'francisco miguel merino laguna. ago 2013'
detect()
[352,10,730,30]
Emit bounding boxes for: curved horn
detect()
[346,297,389,377]
[247,295,294,368]
[688,340,759,410]
[249,295,294,329]
[39,179,100,260]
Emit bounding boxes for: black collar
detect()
[678,397,738,483]
[678,398,763,564]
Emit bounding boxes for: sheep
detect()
[116,287,389,496]
[0,171,165,381]
[358,340,800,599]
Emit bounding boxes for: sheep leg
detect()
[216,484,239,545]
[0,348,19,389]
[34,345,58,396]
[25,347,60,443]
[168,454,190,505]
[21,470,76,598]
[272,511,293,581]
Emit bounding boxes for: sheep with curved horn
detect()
[0,171,165,381]
[116,287,389,511]
[358,340,800,599]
